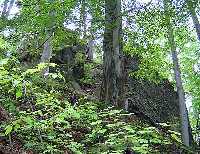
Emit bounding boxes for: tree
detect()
[1,0,15,18]
[100,0,125,107]
[79,0,94,60]
[40,0,55,76]
[164,0,190,146]
[5,0,15,18]
[1,0,9,18]
[40,30,53,76]
[79,0,87,38]
[187,0,200,41]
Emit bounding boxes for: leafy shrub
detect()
[0,57,182,154]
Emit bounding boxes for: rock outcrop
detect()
[126,78,179,123]
[125,56,179,123]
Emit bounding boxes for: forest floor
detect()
[0,64,198,154]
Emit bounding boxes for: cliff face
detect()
[125,56,180,123]
[126,78,179,123]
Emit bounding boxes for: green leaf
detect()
[97,129,107,134]
[14,124,20,131]
[5,125,13,135]
[91,120,102,126]
[24,116,34,127]
[0,58,9,65]
[16,89,22,98]
[51,73,58,79]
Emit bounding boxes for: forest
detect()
[0,0,200,153]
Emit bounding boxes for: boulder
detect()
[126,78,179,123]
[125,56,179,123]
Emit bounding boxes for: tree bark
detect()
[40,30,53,75]
[187,0,200,41]
[1,0,15,18]
[79,0,87,38]
[87,39,94,60]
[1,0,9,18]
[171,39,190,147]
[100,0,125,107]
[5,0,15,17]
[79,0,94,61]
[40,0,55,76]
[164,0,190,146]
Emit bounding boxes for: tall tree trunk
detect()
[80,0,94,60]
[5,0,15,17]
[164,0,190,146]
[40,0,55,76]
[87,38,94,60]
[171,40,190,147]
[100,0,125,107]
[187,0,200,41]
[79,0,87,38]
[188,1,200,91]
[1,0,15,18]
[40,30,53,75]
[1,0,9,18]
[87,16,94,61]
[79,0,94,60]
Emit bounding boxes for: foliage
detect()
[0,55,183,153]
[1,0,200,152]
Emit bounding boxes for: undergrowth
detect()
[0,57,193,154]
